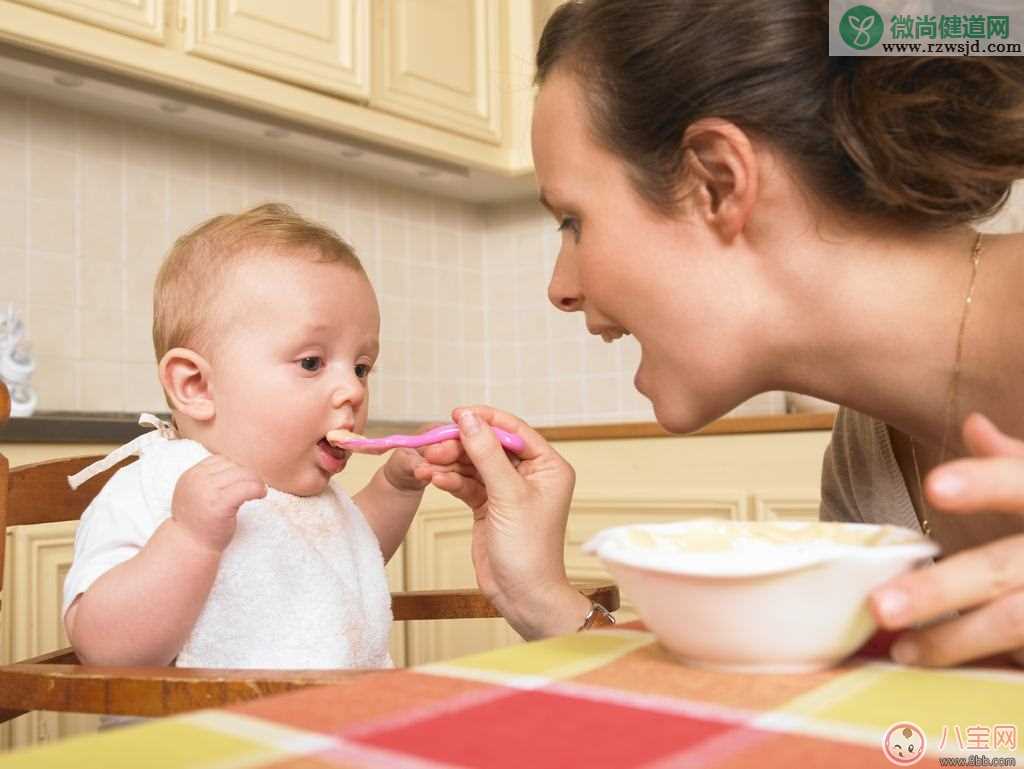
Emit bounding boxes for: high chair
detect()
[0,382,618,721]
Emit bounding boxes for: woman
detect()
[417,0,1024,666]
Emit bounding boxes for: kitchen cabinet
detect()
[372,0,501,144]
[186,0,370,100]
[1,522,99,750]
[0,0,537,175]
[10,0,165,43]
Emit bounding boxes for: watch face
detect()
[581,602,616,631]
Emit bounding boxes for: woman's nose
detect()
[547,254,582,312]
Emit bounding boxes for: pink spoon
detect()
[327,422,526,455]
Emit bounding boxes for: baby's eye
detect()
[354,363,372,379]
[299,356,323,372]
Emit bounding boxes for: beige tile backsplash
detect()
[0,86,495,423]
[3,86,1021,426]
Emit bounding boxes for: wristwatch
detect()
[578,600,616,631]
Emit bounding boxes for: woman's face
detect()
[531,68,762,432]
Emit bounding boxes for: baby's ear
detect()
[159,348,215,421]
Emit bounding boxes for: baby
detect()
[63,203,431,670]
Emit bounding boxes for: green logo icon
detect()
[841,5,884,49]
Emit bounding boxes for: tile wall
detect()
[0,87,491,424]
[2,86,1021,426]
[481,199,673,425]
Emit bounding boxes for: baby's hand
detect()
[382,447,431,493]
[171,455,267,553]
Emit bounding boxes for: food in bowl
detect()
[583,519,939,673]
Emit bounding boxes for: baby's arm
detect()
[354,448,427,563]
[65,456,266,666]
[65,519,223,666]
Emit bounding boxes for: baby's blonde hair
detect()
[153,203,363,362]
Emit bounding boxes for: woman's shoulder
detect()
[826,407,895,481]
[830,406,885,443]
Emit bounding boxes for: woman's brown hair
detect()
[536,0,1024,229]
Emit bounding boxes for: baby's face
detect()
[203,251,380,495]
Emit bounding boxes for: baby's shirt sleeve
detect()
[61,438,210,620]
[61,462,162,619]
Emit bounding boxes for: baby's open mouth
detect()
[318,438,349,461]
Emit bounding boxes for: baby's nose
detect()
[331,379,364,410]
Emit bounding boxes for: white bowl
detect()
[583,519,938,673]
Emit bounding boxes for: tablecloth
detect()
[2,628,1021,768]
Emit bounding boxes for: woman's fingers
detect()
[872,533,1024,630]
[926,457,1024,513]
[421,439,465,465]
[429,471,486,511]
[887,588,1024,667]
[962,412,1024,459]
[451,405,548,461]
[449,410,525,493]
[878,413,1024,666]
[413,461,477,481]
[924,413,1024,513]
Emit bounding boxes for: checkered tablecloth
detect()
[2,628,1022,768]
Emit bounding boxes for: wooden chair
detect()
[0,382,618,721]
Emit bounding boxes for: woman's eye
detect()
[557,216,581,241]
[299,357,323,372]
[354,363,372,379]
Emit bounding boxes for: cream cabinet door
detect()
[185,0,371,100]
[1,522,100,750]
[403,505,520,666]
[372,0,502,144]
[9,0,165,42]
[752,491,821,522]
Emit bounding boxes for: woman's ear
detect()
[159,347,215,422]
[680,118,758,241]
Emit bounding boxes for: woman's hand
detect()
[869,413,1024,666]
[383,422,473,492]
[415,406,590,640]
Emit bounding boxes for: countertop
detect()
[0,411,836,444]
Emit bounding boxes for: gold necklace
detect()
[910,231,984,537]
